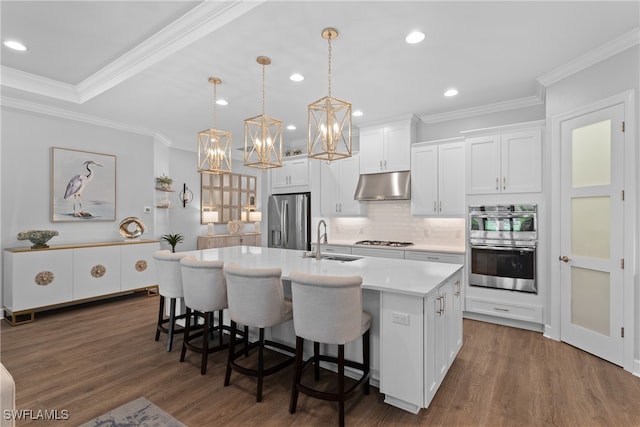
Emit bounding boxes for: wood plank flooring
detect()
[1,293,639,426]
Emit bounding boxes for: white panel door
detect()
[438,142,465,215]
[559,103,625,366]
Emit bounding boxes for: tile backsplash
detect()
[328,201,465,248]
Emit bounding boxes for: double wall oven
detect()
[468,204,538,294]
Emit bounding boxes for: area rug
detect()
[78,397,186,427]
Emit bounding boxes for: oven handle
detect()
[470,245,536,252]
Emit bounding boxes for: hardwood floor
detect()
[1,293,639,426]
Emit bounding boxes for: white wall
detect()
[1,108,156,248]
[545,46,639,371]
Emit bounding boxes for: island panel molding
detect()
[3,240,160,325]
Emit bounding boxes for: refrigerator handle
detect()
[282,200,289,246]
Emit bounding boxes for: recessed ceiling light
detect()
[352,110,363,117]
[3,40,27,51]
[290,73,304,82]
[444,89,459,97]
[216,99,228,106]
[287,125,296,130]
[405,31,425,44]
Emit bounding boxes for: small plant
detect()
[156,174,173,189]
[293,148,302,155]
[285,149,292,157]
[161,233,184,253]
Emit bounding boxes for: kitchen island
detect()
[184,245,463,414]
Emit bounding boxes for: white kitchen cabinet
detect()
[271,157,309,193]
[380,270,462,412]
[3,240,160,325]
[424,272,462,407]
[411,139,465,216]
[465,124,542,194]
[320,154,366,216]
[359,117,417,174]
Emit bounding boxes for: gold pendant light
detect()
[244,56,283,169]
[308,27,352,162]
[198,77,232,175]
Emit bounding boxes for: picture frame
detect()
[51,147,116,222]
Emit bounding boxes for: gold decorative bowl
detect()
[17,230,59,249]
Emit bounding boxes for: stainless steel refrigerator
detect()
[268,192,311,251]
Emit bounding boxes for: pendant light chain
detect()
[327,35,332,98]
[212,81,217,129]
[262,61,266,116]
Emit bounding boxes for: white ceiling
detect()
[2,1,639,153]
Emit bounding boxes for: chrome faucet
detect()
[316,219,327,260]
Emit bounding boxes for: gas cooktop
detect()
[355,240,414,248]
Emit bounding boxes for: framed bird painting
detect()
[51,147,116,222]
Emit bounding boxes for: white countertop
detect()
[184,246,462,298]
[315,240,466,255]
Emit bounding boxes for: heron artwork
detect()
[64,160,102,217]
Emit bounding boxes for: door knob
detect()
[559,255,570,263]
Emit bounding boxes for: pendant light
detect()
[308,27,352,162]
[197,77,232,175]
[244,56,283,169]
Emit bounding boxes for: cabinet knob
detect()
[495,177,499,191]
[503,177,507,190]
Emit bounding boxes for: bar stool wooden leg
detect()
[180,307,192,362]
[224,321,236,386]
[338,344,345,427]
[313,341,320,381]
[289,336,304,414]
[199,310,209,375]
[155,296,165,341]
[257,328,265,402]
[167,298,177,352]
[363,330,370,395]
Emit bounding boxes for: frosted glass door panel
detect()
[571,120,611,187]
[571,196,610,260]
[571,267,610,336]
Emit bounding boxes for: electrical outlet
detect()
[143,206,151,213]
[392,312,410,325]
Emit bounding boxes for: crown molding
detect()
[1,66,80,103]
[1,96,162,138]
[538,27,640,87]
[419,96,543,124]
[1,0,265,104]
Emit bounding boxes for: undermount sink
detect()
[320,254,362,262]
[301,252,363,262]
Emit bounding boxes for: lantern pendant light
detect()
[308,27,352,162]
[197,77,232,175]
[244,56,283,169]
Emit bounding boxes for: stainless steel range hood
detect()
[354,171,411,201]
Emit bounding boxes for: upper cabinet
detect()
[271,157,309,194]
[411,139,465,216]
[359,116,417,174]
[464,122,543,194]
[321,154,366,216]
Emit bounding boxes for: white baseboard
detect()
[463,311,544,333]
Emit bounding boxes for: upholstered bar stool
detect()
[223,263,296,402]
[288,271,371,427]
[179,256,233,375]
[153,250,189,352]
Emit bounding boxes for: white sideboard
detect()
[3,240,160,325]
[197,233,261,250]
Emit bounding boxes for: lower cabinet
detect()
[380,270,463,413]
[424,274,463,406]
[3,240,159,324]
[197,233,261,249]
